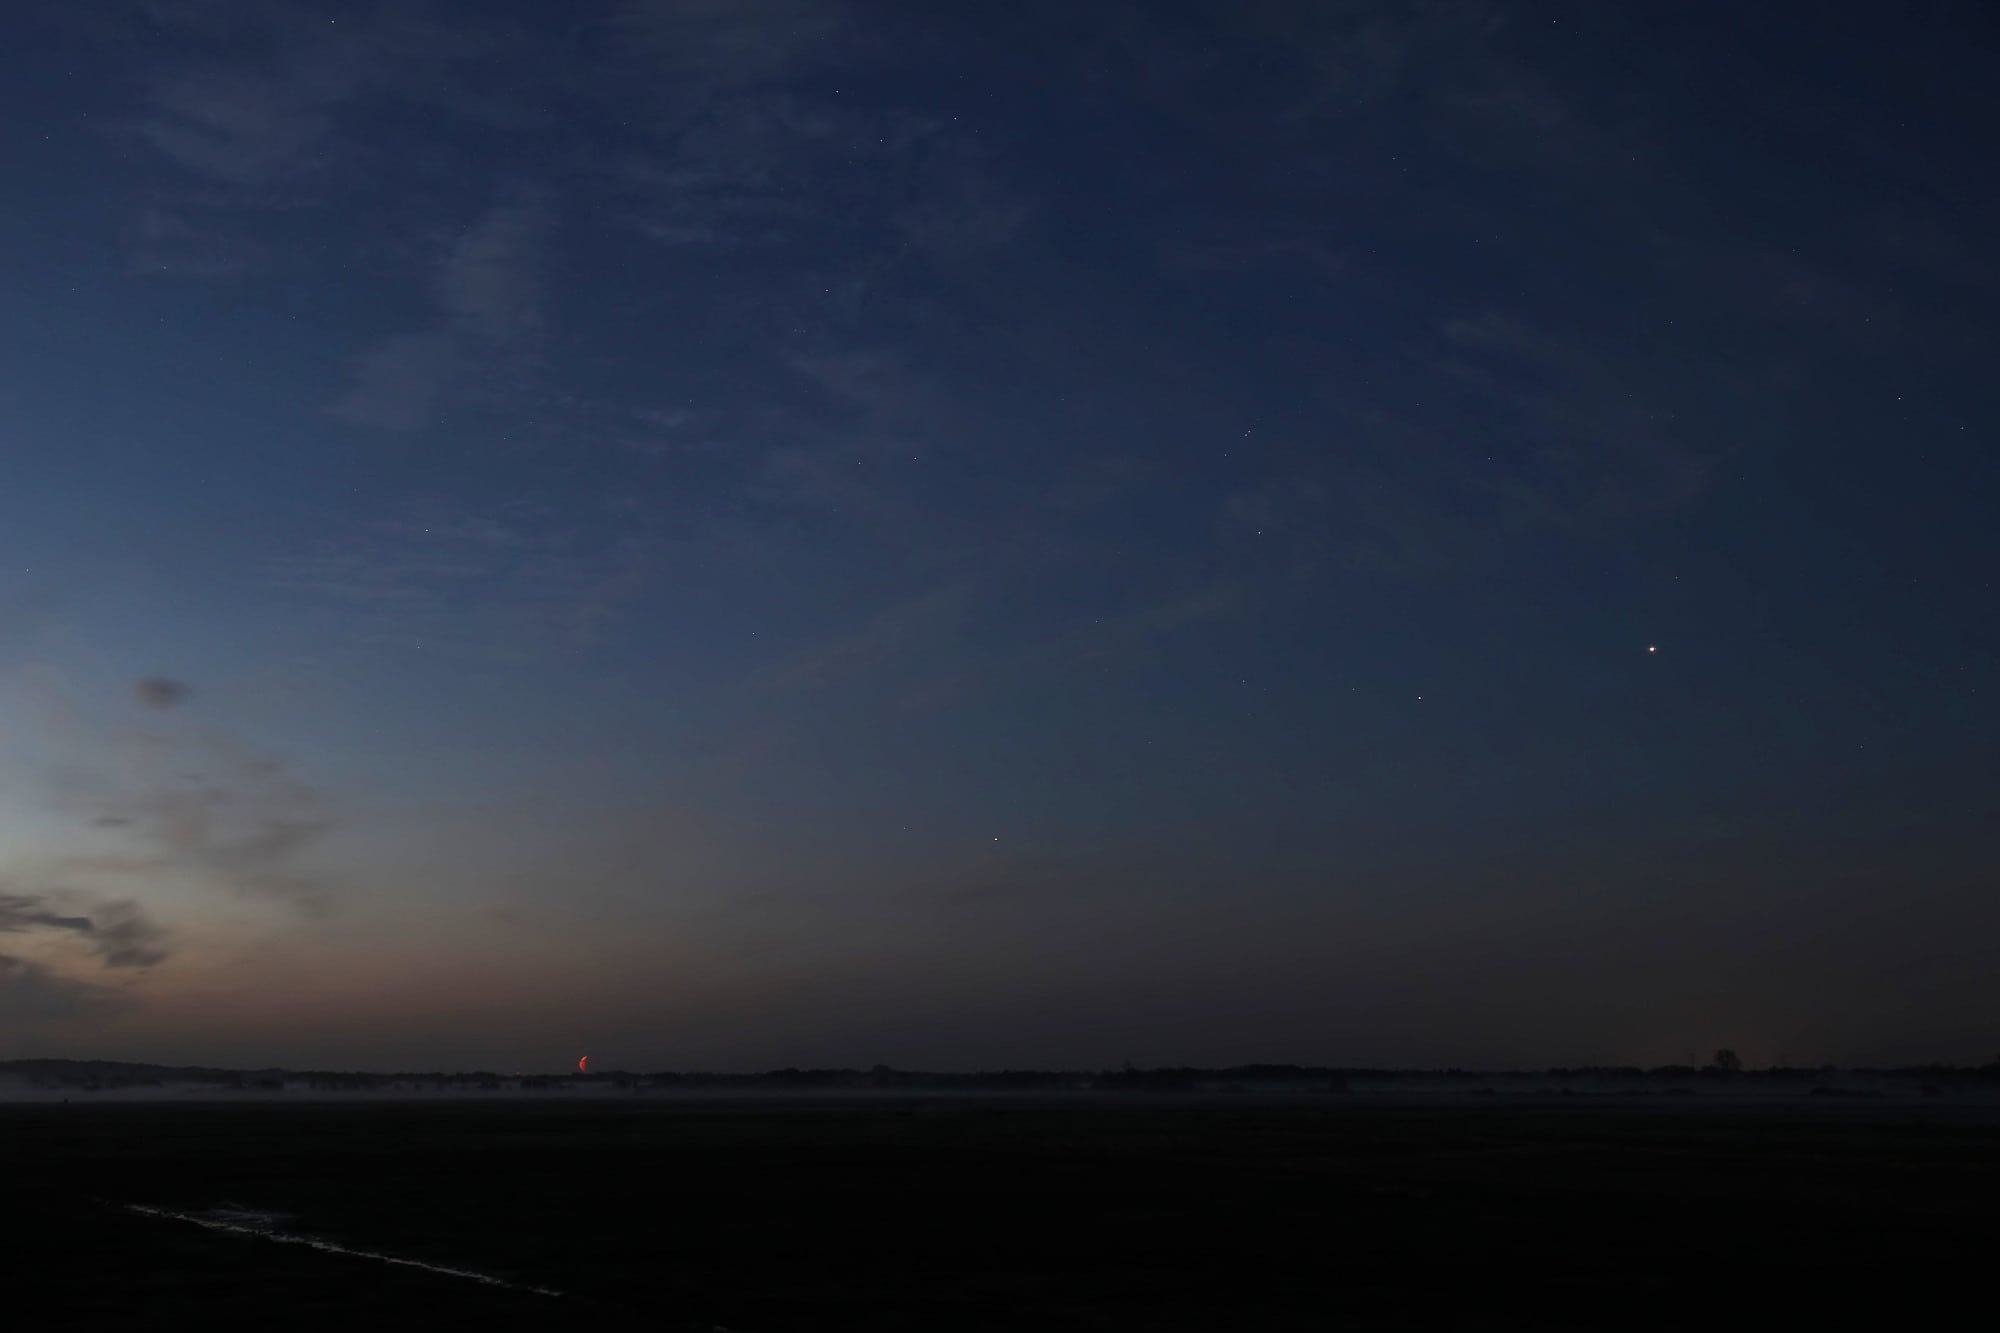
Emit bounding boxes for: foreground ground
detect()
[8,1095,1996,1329]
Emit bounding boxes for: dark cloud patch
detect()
[86,900,173,969]
[135,677,191,709]
[0,894,93,935]
[0,891,170,969]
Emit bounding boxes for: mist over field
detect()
[11,1057,2000,1110]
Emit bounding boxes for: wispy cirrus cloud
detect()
[1215,304,1739,580]
[266,502,540,629]
[331,195,549,431]
[128,202,267,279]
[74,743,336,915]
[137,58,355,189]
[760,583,970,694]
[640,95,1028,267]
[329,332,458,433]
[1438,310,1715,526]
[116,1,558,280]
[33,677,341,916]
[614,0,851,94]
[749,573,1241,726]
[895,581,1243,716]
[116,9,389,280]
[436,198,548,342]
[265,499,660,659]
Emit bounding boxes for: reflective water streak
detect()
[126,1204,562,1297]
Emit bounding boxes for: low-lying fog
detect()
[7,1070,1999,1107]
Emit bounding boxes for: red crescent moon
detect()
[578,1055,588,1073]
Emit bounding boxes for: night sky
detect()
[3,1,1996,1072]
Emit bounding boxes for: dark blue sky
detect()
[2,0,1995,1070]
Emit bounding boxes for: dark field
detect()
[11,1097,1997,1329]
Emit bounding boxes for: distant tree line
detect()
[12,1055,2000,1094]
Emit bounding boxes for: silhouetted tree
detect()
[1710,1048,1742,1073]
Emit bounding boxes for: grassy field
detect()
[9,1096,1996,1329]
